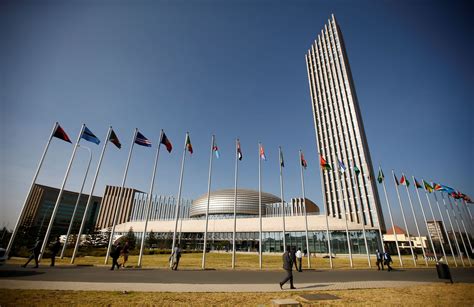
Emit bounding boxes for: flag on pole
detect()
[414,178,422,189]
[81,126,100,145]
[259,144,266,161]
[135,131,152,147]
[400,175,410,187]
[237,140,242,160]
[440,185,455,194]
[109,129,121,149]
[160,132,173,153]
[377,169,384,183]
[393,173,400,185]
[320,155,331,171]
[433,183,442,191]
[186,133,193,154]
[280,148,285,167]
[354,165,360,176]
[53,125,72,143]
[338,160,346,173]
[423,180,433,193]
[213,143,220,159]
[300,152,307,169]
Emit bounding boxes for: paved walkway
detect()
[1,265,472,292]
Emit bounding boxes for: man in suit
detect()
[384,251,393,272]
[279,246,296,290]
[170,244,182,271]
[375,249,384,271]
[22,239,42,268]
[110,242,122,270]
[49,236,61,267]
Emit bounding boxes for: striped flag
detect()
[237,140,242,160]
[186,133,193,154]
[135,131,152,147]
[400,175,410,187]
[109,129,121,149]
[81,126,100,145]
[320,155,331,171]
[300,152,307,169]
[260,144,266,161]
[160,132,173,153]
[423,180,433,193]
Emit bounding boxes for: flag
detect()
[338,160,346,173]
[53,125,72,143]
[441,185,455,194]
[320,155,331,171]
[280,148,285,167]
[81,126,100,145]
[135,131,152,147]
[377,169,384,183]
[414,178,422,189]
[213,143,220,159]
[186,134,193,154]
[393,173,399,185]
[462,194,473,203]
[109,129,121,149]
[450,191,462,199]
[400,175,410,187]
[354,165,360,176]
[160,132,172,153]
[237,140,242,160]
[300,152,307,169]
[423,180,433,193]
[260,144,266,161]
[433,183,442,191]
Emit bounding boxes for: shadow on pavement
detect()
[295,284,331,290]
[0,270,45,278]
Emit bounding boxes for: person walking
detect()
[384,251,393,272]
[22,239,42,268]
[375,249,384,271]
[121,241,130,268]
[170,244,182,271]
[110,242,122,271]
[295,247,303,272]
[50,236,61,267]
[290,247,298,272]
[279,246,296,290]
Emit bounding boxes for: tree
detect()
[146,230,157,248]
[125,227,136,250]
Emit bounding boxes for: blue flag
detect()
[81,126,100,145]
[338,160,346,173]
[135,131,152,147]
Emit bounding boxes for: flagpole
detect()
[433,192,457,266]
[461,199,474,231]
[448,196,471,266]
[336,166,353,268]
[392,170,417,266]
[71,127,112,263]
[403,173,427,266]
[258,143,263,269]
[456,199,473,263]
[353,168,370,268]
[424,185,448,264]
[412,176,437,262]
[60,145,92,259]
[39,124,85,262]
[105,128,137,264]
[202,135,215,270]
[171,132,188,253]
[232,139,239,269]
[5,122,58,258]
[138,130,163,267]
[299,150,311,269]
[279,146,286,253]
[380,167,403,267]
[319,154,333,269]
[440,193,464,267]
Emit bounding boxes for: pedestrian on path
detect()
[295,247,303,272]
[290,247,298,272]
[376,249,384,271]
[110,242,122,271]
[170,244,182,270]
[49,236,61,267]
[384,251,393,272]
[279,246,296,290]
[22,239,42,268]
[121,241,130,268]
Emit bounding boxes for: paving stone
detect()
[271,298,301,306]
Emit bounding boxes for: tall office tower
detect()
[305,15,385,230]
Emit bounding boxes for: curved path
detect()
[1,264,473,292]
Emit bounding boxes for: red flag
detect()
[53,125,72,143]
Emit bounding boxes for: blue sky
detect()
[1,0,472,235]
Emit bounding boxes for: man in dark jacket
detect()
[110,242,122,270]
[290,247,298,272]
[384,251,393,271]
[279,246,296,290]
[375,249,384,271]
[22,239,42,268]
[50,236,61,267]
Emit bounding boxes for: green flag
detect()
[377,169,384,183]
[354,165,360,176]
